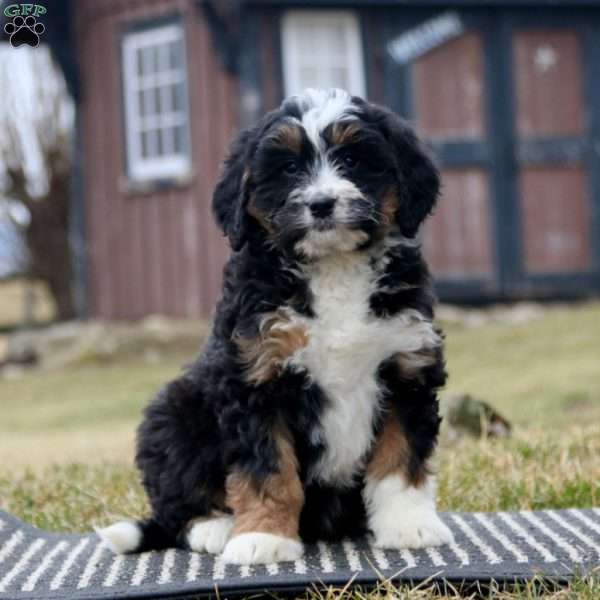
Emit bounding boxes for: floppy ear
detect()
[212,127,256,252]
[376,106,440,238]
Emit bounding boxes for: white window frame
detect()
[122,22,191,182]
[281,10,366,98]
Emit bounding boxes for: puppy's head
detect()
[213,89,439,258]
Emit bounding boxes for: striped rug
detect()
[0,509,599,599]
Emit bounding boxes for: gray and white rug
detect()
[1,509,599,599]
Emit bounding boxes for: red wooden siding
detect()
[513,30,584,137]
[422,169,493,277]
[74,0,237,319]
[520,167,591,272]
[413,32,484,140]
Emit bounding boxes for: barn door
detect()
[507,13,600,295]
[386,10,600,300]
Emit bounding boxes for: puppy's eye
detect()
[283,161,299,175]
[343,154,359,169]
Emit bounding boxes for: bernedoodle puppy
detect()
[99,88,454,565]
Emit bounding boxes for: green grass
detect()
[1,302,600,599]
[443,301,600,427]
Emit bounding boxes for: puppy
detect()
[98,88,454,565]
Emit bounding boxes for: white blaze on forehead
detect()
[293,88,357,149]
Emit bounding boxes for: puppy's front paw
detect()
[221,532,303,564]
[372,510,454,549]
[187,516,234,554]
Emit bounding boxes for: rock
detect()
[442,393,512,439]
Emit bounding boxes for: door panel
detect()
[520,167,591,272]
[512,27,593,275]
[422,168,493,277]
[410,28,494,281]
[513,30,584,137]
[413,32,484,140]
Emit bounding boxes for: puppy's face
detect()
[213,89,440,258]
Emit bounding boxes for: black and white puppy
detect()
[99,88,454,565]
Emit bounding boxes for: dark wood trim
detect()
[70,108,88,318]
[238,6,264,127]
[246,1,600,7]
[429,141,490,166]
[583,20,600,276]
[483,14,521,293]
[270,8,285,106]
[516,138,587,166]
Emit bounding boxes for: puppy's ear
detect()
[212,127,256,252]
[373,105,440,238]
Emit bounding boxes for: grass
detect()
[1,301,599,598]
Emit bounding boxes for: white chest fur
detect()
[288,253,440,487]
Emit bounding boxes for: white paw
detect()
[187,516,234,554]
[95,521,141,554]
[372,510,454,549]
[221,532,303,565]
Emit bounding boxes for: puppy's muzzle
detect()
[309,196,336,219]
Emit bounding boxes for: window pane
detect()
[160,85,171,114]
[157,42,169,73]
[140,130,148,158]
[153,86,162,115]
[168,40,182,70]
[156,128,164,156]
[141,88,157,116]
[140,46,158,75]
[162,126,174,156]
[173,125,186,154]
[328,67,348,90]
[170,82,184,112]
[329,23,348,55]
[299,66,317,89]
[137,90,146,117]
[146,129,158,157]
[136,48,144,77]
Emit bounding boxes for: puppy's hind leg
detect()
[221,424,304,565]
[134,375,225,551]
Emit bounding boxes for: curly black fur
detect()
[128,90,446,551]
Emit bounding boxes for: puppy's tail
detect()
[95,518,174,554]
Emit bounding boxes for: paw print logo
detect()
[4,15,45,48]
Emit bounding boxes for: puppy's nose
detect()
[310,197,335,218]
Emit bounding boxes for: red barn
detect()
[32,0,600,317]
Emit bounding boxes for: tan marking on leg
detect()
[366,408,429,488]
[225,425,304,539]
[234,309,308,385]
